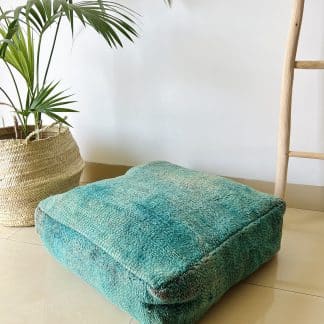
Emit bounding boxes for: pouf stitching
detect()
[38,161,283,292]
[37,198,284,304]
[149,200,284,299]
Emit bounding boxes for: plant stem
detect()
[13,115,19,139]
[0,87,15,107]
[0,86,26,136]
[43,14,62,87]
[0,7,9,28]
[35,28,44,137]
[0,86,24,127]
[5,62,23,110]
[36,32,43,93]
[0,102,16,109]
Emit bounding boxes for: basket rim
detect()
[0,125,69,145]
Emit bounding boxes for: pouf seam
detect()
[153,199,285,292]
[35,207,154,288]
[36,198,284,305]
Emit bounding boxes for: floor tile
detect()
[200,283,324,324]
[0,239,131,324]
[0,224,20,239]
[7,226,42,245]
[2,208,324,323]
[130,282,324,324]
[247,208,324,297]
[0,239,50,324]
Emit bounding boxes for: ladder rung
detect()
[289,151,324,160]
[295,60,324,69]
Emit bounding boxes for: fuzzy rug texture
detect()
[35,161,286,324]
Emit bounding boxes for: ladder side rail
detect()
[274,0,305,198]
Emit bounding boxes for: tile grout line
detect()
[5,228,22,240]
[246,282,324,300]
[6,237,42,246]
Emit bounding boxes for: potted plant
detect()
[0,1,138,227]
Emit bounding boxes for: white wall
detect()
[2,1,324,186]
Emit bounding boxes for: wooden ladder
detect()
[274,0,324,198]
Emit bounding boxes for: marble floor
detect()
[1,208,324,324]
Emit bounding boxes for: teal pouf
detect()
[35,161,285,324]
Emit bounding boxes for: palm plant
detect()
[0,0,139,139]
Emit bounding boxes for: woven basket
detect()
[0,126,84,227]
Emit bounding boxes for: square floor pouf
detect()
[35,161,285,324]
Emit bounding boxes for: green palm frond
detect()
[13,1,138,47]
[61,1,138,47]
[22,81,77,126]
[0,19,19,57]
[0,24,35,89]
[23,0,62,33]
[0,0,171,139]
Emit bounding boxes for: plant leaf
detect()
[28,81,77,126]
[0,24,35,89]
[58,1,138,48]
[0,19,19,57]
